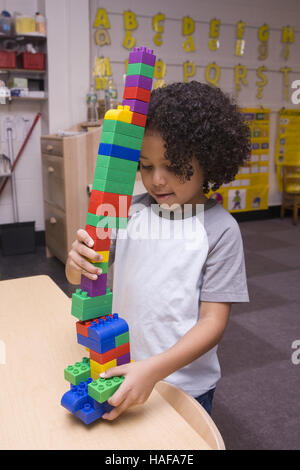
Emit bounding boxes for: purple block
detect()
[80,274,108,297]
[117,352,131,366]
[125,74,152,91]
[128,46,156,67]
[122,99,149,115]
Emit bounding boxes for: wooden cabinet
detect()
[41,125,102,263]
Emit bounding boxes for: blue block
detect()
[98,143,140,162]
[88,314,129,346]
[77,332,115,354]
[61,379,114,424]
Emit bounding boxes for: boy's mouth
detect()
[153,192,175,202]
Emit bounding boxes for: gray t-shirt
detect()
[108,192,249,396]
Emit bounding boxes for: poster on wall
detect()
[275,109,300,190]
[209,108,270,212]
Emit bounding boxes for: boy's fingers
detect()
[70,259,98,280]
[107,382,127,407]
[77,229,94,247]
[70,253,102,278]
[102,397,132,421]
[100,365,127,379]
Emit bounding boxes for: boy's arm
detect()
[101,301,231,420]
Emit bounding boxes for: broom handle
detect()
[0,112,41,198]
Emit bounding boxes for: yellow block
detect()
[89,250,109,264]
[104,105,133,123]
[90,358,116,374]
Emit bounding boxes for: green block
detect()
[100,131,143,151]
[127,62,154,79]
[115,331,130,347]
[94,164,137,183]
[64,357,91,385]
[86,213,128,229]
[88,260,108,272]
[71,288,113,321]
[92,177,135,195]
[102,119,145,139]
[97,155,138,173]
[88,376,125,403]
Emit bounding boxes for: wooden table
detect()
[0,275,224,450]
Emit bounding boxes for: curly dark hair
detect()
[145,81,251,193]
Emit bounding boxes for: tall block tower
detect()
[61,47,156,424]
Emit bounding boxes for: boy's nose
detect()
[152,169,167,186]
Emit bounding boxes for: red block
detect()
[123,86,151,103]
[89,342,130,364]
[88,190,132,218]
[85,225,111,251]
[131,111,147,127]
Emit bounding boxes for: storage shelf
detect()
[0,68,46,74]
[9,96,48,102]
[0,34,46,40]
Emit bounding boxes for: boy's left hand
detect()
[100,358,158,420]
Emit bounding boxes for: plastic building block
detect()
[131,111,147,127]
[122,99,149,115]
[126,62,154,79]
[88,190,132,219]
[88,314,129,343]
[86,213,128,230]
[76,314,113,338]
[104,105,133,123]
[97,154,139,172]
[125,74,153,91]
[71,288,113,321]
[98,143,141,162]
[100,131,143,151]
[102,119,145,139]
[117,352,131,366]
[128,46,156,66]
[74,400,114,424]
[92,178,135,196]
[64,357,91,385]
[61,378,114,424]
[88,250,109,263]
[80,273,107,297]
[90,358,117,375]
[88,376,124,404]
[90,342,130,364]
[93,163,137,184]
[123,86,151,103]
[115,331,130,347]
[77,332,115,354]
[85,225,111,252]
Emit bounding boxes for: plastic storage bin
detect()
[0,50,16,68]
[21,52,45,70]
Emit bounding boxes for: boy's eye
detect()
[140,164,152,170]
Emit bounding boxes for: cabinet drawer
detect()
[44,202,67,263]
[42,154,65,210]
[41,138,63,156]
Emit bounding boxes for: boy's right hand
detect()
[66,229,103,282]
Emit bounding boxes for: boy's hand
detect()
[100,359,158,420]
[67,229,103,281]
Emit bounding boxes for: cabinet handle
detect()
[46,145,54,151]
[48,166,55,173]
[50,217,57,224]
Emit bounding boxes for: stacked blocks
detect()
[61,46,156,424]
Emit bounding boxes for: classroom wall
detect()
[0,0,90,231]
[89,0,300,207]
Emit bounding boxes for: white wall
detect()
[90,0,300,207]
[0,0,90,230]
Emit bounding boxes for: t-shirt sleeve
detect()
[200,220,249,303]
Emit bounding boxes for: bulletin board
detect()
[275,109,300,190]
[209,108,270,212]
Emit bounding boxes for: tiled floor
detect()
[1,214,299,449]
